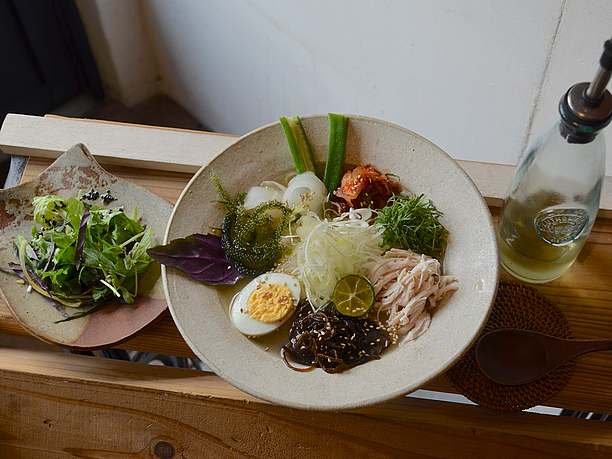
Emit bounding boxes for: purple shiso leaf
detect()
[147,233,242,285]
[75,209,90,271]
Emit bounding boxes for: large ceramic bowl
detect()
[163,115,499,410]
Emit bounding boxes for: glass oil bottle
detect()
[498,39,612,283]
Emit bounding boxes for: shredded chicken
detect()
[367,248,458,343]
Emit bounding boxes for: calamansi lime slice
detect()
[333,275,375,317]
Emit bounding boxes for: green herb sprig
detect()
[323,113,348,192]
[279,115,316,174]
[375,194,448,260]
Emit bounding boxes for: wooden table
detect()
[2,116,612,458]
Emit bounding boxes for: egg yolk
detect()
[247,283,294,323]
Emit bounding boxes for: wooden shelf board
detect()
[1,347,611,458]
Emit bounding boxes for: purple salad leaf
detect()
[7,261,21,272]
[147,233,242,285]
[75,209,90,271]
[7,262,48,291]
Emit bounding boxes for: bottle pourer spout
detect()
[585,39,612,102]
[558,38,612,143]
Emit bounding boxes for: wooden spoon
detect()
[475,328,612,385]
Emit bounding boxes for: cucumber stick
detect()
[279,116,315,174]
[323,113,348,192]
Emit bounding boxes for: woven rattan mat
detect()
[446,281,574,411]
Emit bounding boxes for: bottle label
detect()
[534,208,589,246]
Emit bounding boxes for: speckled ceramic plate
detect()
[0,144,171,349]
[164,115,499,410]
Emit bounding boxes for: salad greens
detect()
[323,113,348,192]
[15,195,153,321]
[375,194,448,260]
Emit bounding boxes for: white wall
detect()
[529,0,612,147]
[76,0,160,106]
[138,1,611,171]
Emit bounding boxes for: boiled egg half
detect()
[230,273,301,336]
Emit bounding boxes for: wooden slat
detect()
[0,114,235,174]
[1,347,611,459]
[2,114,612,217]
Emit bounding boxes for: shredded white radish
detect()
[280,209,384,310]
[367,248,458,343]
